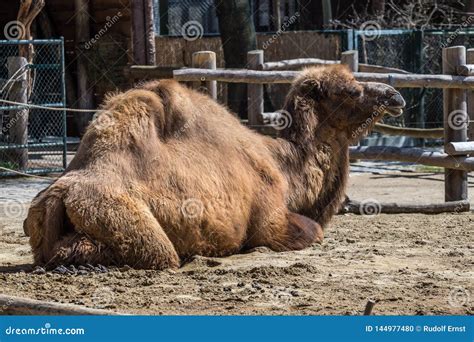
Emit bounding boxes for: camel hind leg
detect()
[64,184,180,270]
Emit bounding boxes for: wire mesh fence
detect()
[0,39,66,176]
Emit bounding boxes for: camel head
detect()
[282,65,406,144]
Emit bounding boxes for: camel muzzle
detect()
[361,82,406,117]
[384,92,406,117]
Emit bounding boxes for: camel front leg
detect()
[64,186,180,270]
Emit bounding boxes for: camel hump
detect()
[85,79,197,146]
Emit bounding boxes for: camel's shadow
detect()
[0,264,34,274]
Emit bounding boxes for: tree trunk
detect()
[214,0,257,117]
[75,0,95,135]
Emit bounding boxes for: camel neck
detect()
[272,134,350,227]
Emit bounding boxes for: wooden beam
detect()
[445,142,474,155]
[174,68,297,84]
[260,58,339,71]
[349,146,474,172]
[0,294,122,315]
[358,64,410,74]
[443,46,468,202]
[372,123,444,139]
[173,68,474,89]
[342,200,470,214]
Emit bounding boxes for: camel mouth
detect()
[385,106,404,117]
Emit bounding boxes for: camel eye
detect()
[346,86,362,100]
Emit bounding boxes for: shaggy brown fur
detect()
[24,65,405,269]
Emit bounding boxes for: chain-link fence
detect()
[0,39,66,176]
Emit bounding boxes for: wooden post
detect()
[191,51,217,100]
[247,50,264,127]
[341,50,359,72]
[443,46,468,202]
[7,57,29,170]
[144,0,156,65]
[468,48,474,142]
[75,0,94,134]
[131,0,149,65]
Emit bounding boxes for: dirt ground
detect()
[0,164,472,315]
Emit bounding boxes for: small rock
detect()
[97,264,109,273]
[52,265,72,275]
[31,266,46,275]
[119,265,132,272]
[346,238,356,243]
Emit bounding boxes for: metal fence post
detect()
[442,46,468,202]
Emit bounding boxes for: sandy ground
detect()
[0,163,472,315]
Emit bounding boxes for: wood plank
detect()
[445,142,474,155]
[173,68,474,89]
[349,146,474,172]
[0,294,122,315]
[341,200,470,214]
